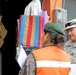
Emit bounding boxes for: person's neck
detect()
[44,43,63,49]
[74,41,76,43]
[72,40,76,43]
[44,42,55,47]
[56,43,63,49]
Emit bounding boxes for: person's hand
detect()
[18,69,24,75]
[18,70,22,75]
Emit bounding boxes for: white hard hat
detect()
[65,19,76,30]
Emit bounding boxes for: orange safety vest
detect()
[32,46,71,75]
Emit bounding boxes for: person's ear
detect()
[45,33,50,39]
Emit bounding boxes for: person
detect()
[63,19,76,75]
[64,19,76,64]
[1,0,31,75]
[19,22,71,75]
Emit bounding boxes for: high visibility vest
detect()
[32,46,71,75]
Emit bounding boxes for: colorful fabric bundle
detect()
[18,15,43,48]
[38,11,49,31]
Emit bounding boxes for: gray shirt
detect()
[63,40,76,64]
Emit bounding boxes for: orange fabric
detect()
[32,46,71,75]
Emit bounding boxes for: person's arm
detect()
[19,53,36,75]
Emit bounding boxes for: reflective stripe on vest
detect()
[36,60,71,68]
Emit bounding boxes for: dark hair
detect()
[44,29,65,45]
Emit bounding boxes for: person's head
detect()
[65,19,76,43]
[41,22,65,48]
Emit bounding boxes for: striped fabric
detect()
[18,15,43,48]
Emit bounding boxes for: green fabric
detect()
[44,22,65,36]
